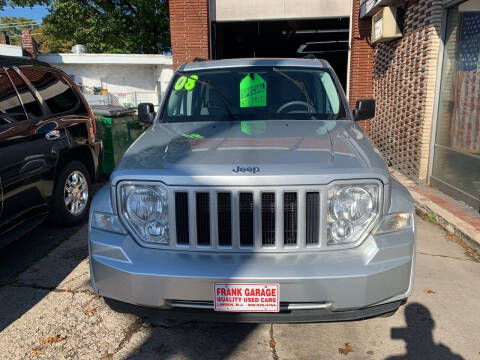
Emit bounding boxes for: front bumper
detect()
[89,224,415,314]
[105,297,405,323]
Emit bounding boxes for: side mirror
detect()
[353,99,375,121]
[138,103,155,123]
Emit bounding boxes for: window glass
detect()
[7,69,43,118]
[320,72,340,114]
[431,1,480,207]
[162,67,346,123]
[0,70,26,125]
[22,69,79,114]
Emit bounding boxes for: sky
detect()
[1,5,49,24]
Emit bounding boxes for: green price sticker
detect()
[174,74,198,91]
[181,133,204,139]
[240,73,267,108]
[241,121,266,136]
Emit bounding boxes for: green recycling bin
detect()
[91,105,144,175]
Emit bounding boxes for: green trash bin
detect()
[91,105,144,175]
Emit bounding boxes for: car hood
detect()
[112,120,389,186]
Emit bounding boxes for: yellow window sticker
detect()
[174,74,198,91]
[174,76,187,90]
[184,75,198,90]
[240,73,267,108]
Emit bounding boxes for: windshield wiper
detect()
[273,67,316,120]
[327,112,338,121]
[176,71,236,120]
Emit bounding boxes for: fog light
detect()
[329,219,354,243]
[146,220,168,237]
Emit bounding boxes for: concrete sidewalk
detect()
[391,169,480,251]
[0,216,479,359]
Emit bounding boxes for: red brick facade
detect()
[0,33,9,45]
[21,28,38,58]
[348,0,375,134]
[169,0,210,70]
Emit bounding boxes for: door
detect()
[18,67,82,199]
[0,67,51,232]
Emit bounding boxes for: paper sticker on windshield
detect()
[182,133,204,139]
[174,74,198,91]
[241,121,266,136]
[240,73,266,108]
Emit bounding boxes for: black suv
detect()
[0,56,102,247]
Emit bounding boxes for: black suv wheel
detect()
[52,161,91,226]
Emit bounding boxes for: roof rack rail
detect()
[302,54,316,60]
[193,57,207,62]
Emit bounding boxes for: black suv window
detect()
[22,69,79,114]
[0,69,26,125]
[7,69,43,118]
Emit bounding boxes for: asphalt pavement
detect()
[0,181,104,283]
[0,216,478,359]
[0,220,85,284]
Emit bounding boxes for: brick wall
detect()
[169,0,210,70]
[370,0,442,182]
[0,32,9,45]
[21,28,38,58]
[349,0,375,134]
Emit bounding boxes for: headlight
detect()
[119,184,169,244]
[328,183,380,245]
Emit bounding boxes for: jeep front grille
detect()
[171,187,323,251]
[261,193,276,246]
[174,192,189,245]
[306,192,320,245]
[239,192,254,246]
[196,192,211,245]
[217,192,232,246]
[283,192,298,245]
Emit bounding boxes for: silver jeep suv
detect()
[88,58,415,322]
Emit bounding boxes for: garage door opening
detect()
[211,18,350,89]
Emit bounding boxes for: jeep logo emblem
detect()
[232,166,260,174]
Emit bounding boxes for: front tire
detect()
[52,161,91,226]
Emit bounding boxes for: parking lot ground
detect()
[0,221,85,284]
[0,216,479,360]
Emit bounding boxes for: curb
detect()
[390,169,480,251]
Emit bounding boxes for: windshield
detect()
[161,66,347,122]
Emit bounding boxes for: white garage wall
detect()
[49,63,173,95]
[38,54,174,107]
[0,44,22,57]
